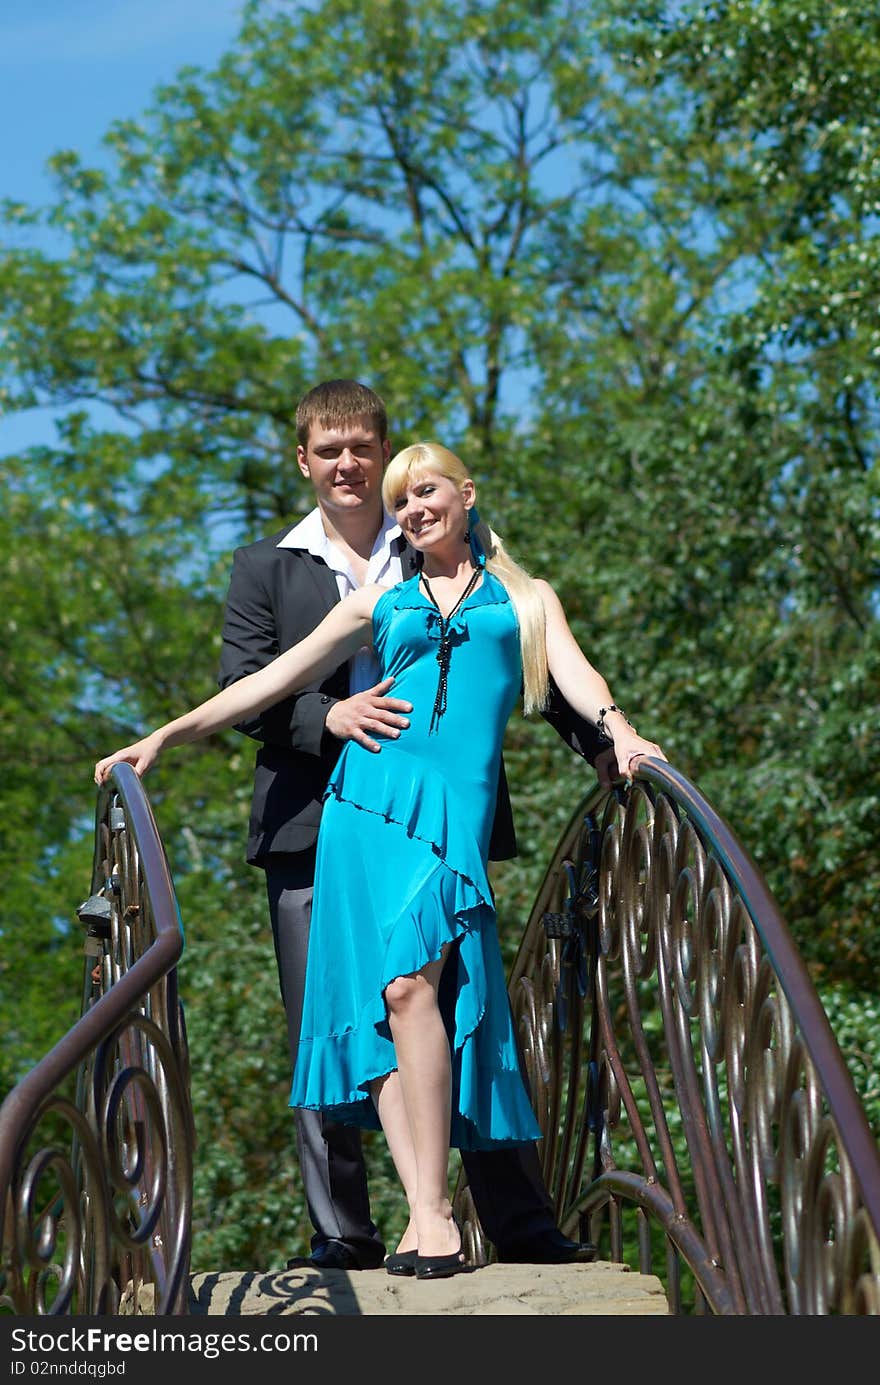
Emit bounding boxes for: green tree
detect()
[530,0,880,979]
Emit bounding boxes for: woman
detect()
[94,442,666,1280]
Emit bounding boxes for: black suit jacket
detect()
[218,524,608,866]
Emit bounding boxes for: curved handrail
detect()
[455,758,880,1315]
[0,764,193,1315]
[636,760,880,1234]
[5,756,877,1315]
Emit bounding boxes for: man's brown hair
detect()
[295,379,388,447]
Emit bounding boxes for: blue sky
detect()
[0,0,248,456]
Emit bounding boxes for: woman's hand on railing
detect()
[94,731,164,785]
[612,730,668,784]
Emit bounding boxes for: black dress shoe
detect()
[496,1230,598,1264]
[286,1241,383,1272]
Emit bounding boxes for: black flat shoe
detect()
[414,1249,474,1280]
[414,1222,473,1281]
[385,1248,418,1277]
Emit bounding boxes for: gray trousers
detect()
[265,853,386,1265]
[265,853,558,1260]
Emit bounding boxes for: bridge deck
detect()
[182,1262,668,1316]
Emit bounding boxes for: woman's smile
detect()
[393,471,471,550]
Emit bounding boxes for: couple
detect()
[95,379,666,1280]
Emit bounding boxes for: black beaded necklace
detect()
[419,565,482,734]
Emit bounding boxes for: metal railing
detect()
[455,759,880,1313]
[0,764,193,1316]
[4,757,878,1315]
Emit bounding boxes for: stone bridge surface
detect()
[185,1262,668,1316]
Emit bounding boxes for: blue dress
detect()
[289,570,542,1151]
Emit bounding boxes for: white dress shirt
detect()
[277,507,404,692]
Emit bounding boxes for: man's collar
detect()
[275,508,324,551]
[276,506,402,554]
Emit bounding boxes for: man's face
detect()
[297,416,390,517]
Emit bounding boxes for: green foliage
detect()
[1,0,877,1269]
[818,982,880,1137]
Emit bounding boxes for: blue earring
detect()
[467,507,486,568]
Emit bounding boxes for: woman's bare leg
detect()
[383,951,462,1260]
[370,1071,418,1254]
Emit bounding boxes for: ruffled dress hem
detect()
[288,748,541,1151]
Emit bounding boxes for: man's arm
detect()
[218,544,342,756]
[541,675,618,787]
[541,673,610,763]
[538,579,666,783]
[218,545,412,756]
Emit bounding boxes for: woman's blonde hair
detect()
[382,442,549,714]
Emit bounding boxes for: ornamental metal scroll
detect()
[454,760,880,1315]
[0,763,194,1316]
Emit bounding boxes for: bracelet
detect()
[596,704,633,740]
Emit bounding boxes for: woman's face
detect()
[391,470,474,553]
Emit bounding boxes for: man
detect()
[218,379,610,1270]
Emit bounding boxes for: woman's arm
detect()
[536,579,667,781]
[94,585,383,783]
